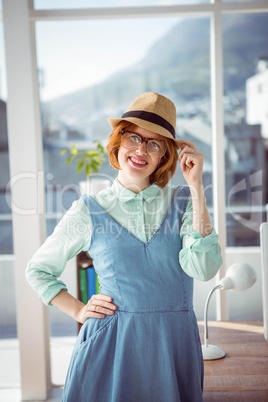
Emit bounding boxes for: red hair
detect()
[106,121,179,188]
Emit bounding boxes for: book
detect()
[79,268,88,305]
[87,267,96,299]
[95,273,100,294]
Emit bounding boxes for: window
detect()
[35,9,268,249]
[35,16,212,381]
[35,15,212,234]
[35,15,212,383]
[223,13,268,246]
[0,20,12,254]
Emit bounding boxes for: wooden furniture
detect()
[199,320,268,401]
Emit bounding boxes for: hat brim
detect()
[108,117,181,149]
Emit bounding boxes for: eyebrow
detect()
[126,130,163,142]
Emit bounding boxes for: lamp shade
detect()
[219,263,257,292]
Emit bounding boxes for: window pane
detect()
[34,0,209,10]
[223,13,268,246]
[0,106,12,256]
[36,15,211,381]
[0,22,11,255]
[0,18,13,253]
[35,16,211,201]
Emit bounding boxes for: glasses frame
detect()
[120,129,167,158]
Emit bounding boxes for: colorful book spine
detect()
[87,267,96,299]
[79,268,88,305]
[95,273,100,294]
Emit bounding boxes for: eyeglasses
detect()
[120,130,167,158]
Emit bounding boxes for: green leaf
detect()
[76,161,84,173]
[85,165,91,177]
[94,159,102,166]
[86,150,99,157]
[66,156,73,165]
[70,148,78,156]
[61,140,107,177]
[91,161,99,173]
[97,143,105,153]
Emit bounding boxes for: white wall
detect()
[0,247,263,330]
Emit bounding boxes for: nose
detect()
[135,140,148,155]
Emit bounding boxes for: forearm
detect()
[50,289,85,322]
[50,289,118,324]
[190,183,212,237]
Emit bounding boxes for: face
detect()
[117,125,163,190]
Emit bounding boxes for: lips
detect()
[129,156,148,167]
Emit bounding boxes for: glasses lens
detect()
[121,132,141,149]
[147,140,167,158]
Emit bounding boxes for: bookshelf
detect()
[76,251,100,332]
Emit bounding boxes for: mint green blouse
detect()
[26,179,223,306]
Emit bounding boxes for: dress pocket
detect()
[78,312,117,350]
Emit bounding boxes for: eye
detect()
[128,133,141,144]
[149,140,161,150]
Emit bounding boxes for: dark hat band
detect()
[121,110,175,138]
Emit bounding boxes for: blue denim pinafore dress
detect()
[62,185,204,402]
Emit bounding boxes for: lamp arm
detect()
[204,284,223,346]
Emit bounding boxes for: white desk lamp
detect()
[201,262,257,360]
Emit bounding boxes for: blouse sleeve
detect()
[179,198,223,281]
[25,198,92,306]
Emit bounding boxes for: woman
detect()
[26,92,222,402]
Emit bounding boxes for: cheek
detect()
[117,146,126,167]
[151,157,161,170]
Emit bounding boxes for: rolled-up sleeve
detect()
[26,198,92,305]
[179,199,223,281]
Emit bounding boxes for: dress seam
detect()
[111,263,125,309]
[118,308,193,314]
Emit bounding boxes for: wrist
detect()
[189,182,204,200]
[51,289,85,322]
[72,299,86,322]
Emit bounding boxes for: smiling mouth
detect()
[129,156,148,166]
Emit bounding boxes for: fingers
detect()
[179,143,197,156]
[85,294,118,319]
[180,139,196,149]
[179,144,196,172]
[178,143,204,174]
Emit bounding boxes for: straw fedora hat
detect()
[108,92,181,149]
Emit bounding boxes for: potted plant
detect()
[61,141,110,195]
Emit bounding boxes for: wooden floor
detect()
[198,320,268,401]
